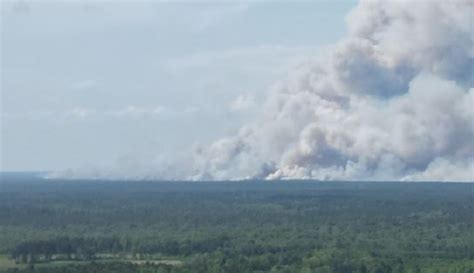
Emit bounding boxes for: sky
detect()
[1,0,357,173]
[1,0,473,182]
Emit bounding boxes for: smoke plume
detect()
[49,0,473,181]
[188,0,474,181]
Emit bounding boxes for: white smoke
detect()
[49,0,474,181]
[187,0,474,181]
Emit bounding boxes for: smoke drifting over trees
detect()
[51,0,473,181]
[189,0,474,181]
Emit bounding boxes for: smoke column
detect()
[49,0,473,181]
[188,0,474,181]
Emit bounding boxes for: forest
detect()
[0,174,473,273]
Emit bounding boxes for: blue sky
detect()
[1,0,357,172]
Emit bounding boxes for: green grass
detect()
[0,255,26,272]
[0,254,182,272]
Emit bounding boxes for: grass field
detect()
[0,255,25,271]
[0,254,182,272]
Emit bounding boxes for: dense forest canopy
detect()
[0,175,473,273]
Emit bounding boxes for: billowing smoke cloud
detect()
[49,0,473,181]
[187,0,474,181]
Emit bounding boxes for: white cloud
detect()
[2,105,204,121]
[111,106,166,119]
[161,45,322,75]
[230,94,256,112]
[65,106,96,119]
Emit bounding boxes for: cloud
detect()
[110,106,167,119]
[161,45,322,75]
[65,106,96,119]
[2,105,192,121]
[230,94,256,112]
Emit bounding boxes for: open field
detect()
[0,254,182,272]
[0,255,26,272]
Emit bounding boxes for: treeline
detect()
[11,237,124,263]
[11,235,231,264]
[4,257,474,273]
[4,262,177,273]
[9,238,474,273]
